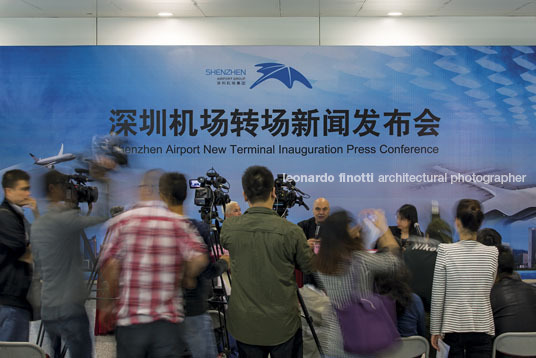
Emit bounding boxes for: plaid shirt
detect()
[100,201,205,326]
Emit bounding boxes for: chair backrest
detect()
[0,342,46,358]
[492,332,536,358]
[377,336,430,358]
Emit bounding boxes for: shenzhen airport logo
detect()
[250,62,313,89]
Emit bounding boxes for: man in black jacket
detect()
[491,245,536,337]
[0,169,39,341]
[297,197,330,250]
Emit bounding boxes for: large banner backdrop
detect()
[1,46,535,266]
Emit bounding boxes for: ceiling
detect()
[1,0,536,18]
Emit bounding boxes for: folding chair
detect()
[492,332,536,358]
[0,341,46,358]
[377,336,430,358]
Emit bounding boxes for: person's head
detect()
[425,217,453,244]
[477,228,502,247]
[374,264,413,316]
[241,166,274,205]
[43,170,68,203]
[313,197,330,224]
[455,199,484,234]
[313,210,362,275]
[158,172,187,206]
[496,245,515,280]
[139,169,164,201]
[396,204,419,234]
[225,201,242,218]
[2,169,31,206]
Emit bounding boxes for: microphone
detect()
[414,222,423,237]
[315,225,321,239]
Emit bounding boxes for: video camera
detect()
[189,168,230,209]
[273,174,310,217]
[65,168,99,205]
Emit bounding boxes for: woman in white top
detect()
[430,199,498,357]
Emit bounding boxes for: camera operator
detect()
[221,165,313,357]
[224,201,242,218]
[31,170,106,358]
[159,171,229,358]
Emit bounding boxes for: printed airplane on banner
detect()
[30,144,76,169]
[433,166,536,223]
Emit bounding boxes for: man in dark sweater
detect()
[297,197,330,250]
[159,172,229,358]
[0,169,38,341]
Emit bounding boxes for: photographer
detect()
[221,165,313,357]
[159,171,229,358]
[31,170,106,358]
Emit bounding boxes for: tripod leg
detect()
[297,289,324,357]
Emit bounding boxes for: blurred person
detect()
[403,217,453,314]
[159,172,229,358]
[224,201,242,218]
[477,228,502,247]
[431,199,498,357]
[221,165,313,357]
[390,204,423,249]
[0,169,38,341]
[31,170,106,358]
[99,169,208,358]
[314,209,400,357]
[490,245,536,338]
[375,265,426,338]
[298,197,330,250]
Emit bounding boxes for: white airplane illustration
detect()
[30,144,76,168]
[433,165,536,223]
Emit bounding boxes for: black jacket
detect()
[0,199,32,311]
[491,276,536,336]
[183,219,228,316]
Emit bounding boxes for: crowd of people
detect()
[1,166,536,358]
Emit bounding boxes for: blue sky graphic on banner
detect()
[1,46,535,266]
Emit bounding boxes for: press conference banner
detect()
[1,46,535,259]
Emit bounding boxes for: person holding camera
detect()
[221,165,313,357]
[0,169,38,342]
[31,170,106,358]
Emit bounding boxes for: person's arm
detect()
[98,257,120,331]
[430,245,447,350]
[183,253,209,289]
[372,209,399,253]
[0,208,27,258]
[294,226,314,274]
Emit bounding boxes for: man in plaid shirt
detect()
[99,170,207,358]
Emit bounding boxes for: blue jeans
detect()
[183,313,218,358]
[0,305,30,341]
[43,313,92,358]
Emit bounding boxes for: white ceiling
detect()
[1,0,536,18]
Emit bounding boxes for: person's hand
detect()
[370,209,388,234]
[18,245,33,264]
[21,197,39,216]
[220,254,230,266]
[307,238,318,250]
[98,302,116,332]
[431,334,441,351]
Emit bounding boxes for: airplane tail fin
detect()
[29,153,39,162]
[58,144,64,156]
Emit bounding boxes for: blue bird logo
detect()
[250,63,312,89]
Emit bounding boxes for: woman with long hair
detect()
[314,209,400,357]
[390,204,423,249]
[430,199,498,357]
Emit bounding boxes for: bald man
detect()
[297,197,330,251]
[224,201,242,218]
